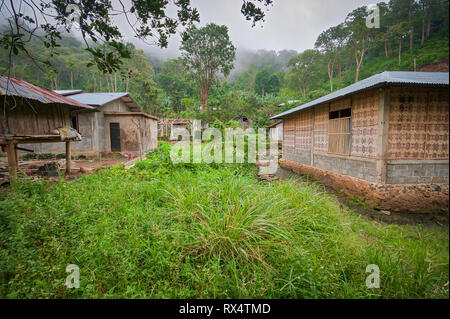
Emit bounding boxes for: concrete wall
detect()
[104,114,158,154]
[314,154,378,183]
[283,148,311,165]
[281,159,448,213]
[386,161,449,184]
[23,97,158,156]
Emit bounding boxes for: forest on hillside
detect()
[0,0,448,127]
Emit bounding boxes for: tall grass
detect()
[0,143,448,298]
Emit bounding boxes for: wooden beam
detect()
[376,87,390,184]
[311,107,315,166]
[65,141,71,174]
[15,146,34,153]
[6,142,17,183]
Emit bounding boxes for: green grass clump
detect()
[0,143,448,298]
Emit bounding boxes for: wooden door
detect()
[110,122,121,152]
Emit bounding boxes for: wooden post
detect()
[14,144,19,166]
[6,142,17,183]
[376,87,390,184]
[311,107,315,166]
[65,141,71,174]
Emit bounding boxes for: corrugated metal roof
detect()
[270,71,449,119]
[0,75,94,110]
[53,89,83,96]
[68,92,130,106]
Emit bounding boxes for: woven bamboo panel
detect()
[425,88,449,159]
[350,89,378,158]
[330,98,351,111]
[294,109,312,150]
[387,87,448,159]
[283,116,295,149]
[313,104,328,152]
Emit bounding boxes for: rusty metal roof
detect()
[270,71,449,119]
[160,119,191,125]
[0,75,94,110]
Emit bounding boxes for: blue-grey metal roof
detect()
[53,89,83,96]
[270,71,449,119]
[67,92,130,106]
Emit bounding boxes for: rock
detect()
[380,210,391,215]
[38,162,59,176]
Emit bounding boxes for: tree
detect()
[156,58,194,115]
[389,22,410,65]
[0,0,272,75]
[255,68,280,95]
[345,7,377,82]
[180,24,236,110]
[286,50,322,97]
[315,23,349,91]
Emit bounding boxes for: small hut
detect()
[270,71,449,212]
[0,75,94,182]
[159,119,192,141]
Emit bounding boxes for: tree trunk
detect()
[354,37,366,83]
[426,19,431,38]
[70,70,73,89]
[327,55,334,92]
[200,83,209,111]
[409,26,414,52]
[421,18,425,45]
[398,39,402,65]
[384,38,389,57]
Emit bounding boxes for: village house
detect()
[0,75,94,181]
[270,71,449,212]
[30,90,159,156]
[267,120,283,142]
[159,119,193,141]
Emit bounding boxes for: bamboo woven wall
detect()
[285,89,379,159]
[294,109,312,150]
[283,109,313,151]
[313,104,328,153]
[350,89,379,158]
[387,87,449,160]
[283,115,295,149]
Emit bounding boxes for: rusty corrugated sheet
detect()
[0,75,94,110]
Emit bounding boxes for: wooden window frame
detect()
[328,109,352,156]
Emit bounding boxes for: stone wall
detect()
[280,159,449,213]
[314,154,378,182]
[387,162,449,184]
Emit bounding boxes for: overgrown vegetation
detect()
[1,143,448,298]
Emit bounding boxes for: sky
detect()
[123,0,377,57]
[2,0,377,57]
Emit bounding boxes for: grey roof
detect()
[67,92,130,106]
[270,71,449,119]
[53,89,83,96]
